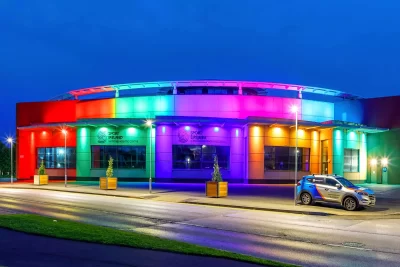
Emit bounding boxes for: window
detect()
[172,145,230,170]
[325,178,338,187]
[264,146,310,171]
[344,149,359,172]
[91,146,146,169]
[307,177,325,184]
[37,147,76,169]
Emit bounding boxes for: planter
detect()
[206,181,228,198]
[34,175,48,185]
[99,177,118,190]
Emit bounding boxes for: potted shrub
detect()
[34,160,48,185]
[206,156,228,197]
[100,156,118,190]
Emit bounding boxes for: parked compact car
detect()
[296,175,376,211]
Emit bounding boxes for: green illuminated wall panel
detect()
[77,127,91,177]
[76,126,155,179]
[115,96,175,119]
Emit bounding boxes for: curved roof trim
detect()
[51,80,360,100]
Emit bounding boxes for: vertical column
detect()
[155,125,173,179]
[76,127,91,179]
[146,126,156,179]
[310,130,320,174]
[248,125,265,181]
[360,132,367,182]
[333,129,344,176]
[238,84,243,95]
[29,131,36,177]
[230,128,244,182]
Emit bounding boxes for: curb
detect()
[180,201,334,216]
[0,186,146,200]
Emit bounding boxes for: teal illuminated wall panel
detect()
[332,129,344,176]
[115,96,175,119]
[77,127,91,177]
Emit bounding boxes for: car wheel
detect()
[300,192,312,205]
[343,197,358,211]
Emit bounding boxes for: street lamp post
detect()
[291,106,298,205]
[62,129,67,187]
[146,120,153,193]
[7,138,13,184]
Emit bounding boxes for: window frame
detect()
[264,146,310,172]
[91,145,146,169]
[344,148,359,173]
[172,145,230,170]
[37,147,76,169]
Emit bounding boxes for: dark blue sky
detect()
[1,1,399,135]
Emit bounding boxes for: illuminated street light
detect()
[291,105,298,206]
[381,158,388,166]
[62,129,67,187]
[7,137,13,184]
[370,158,377,165]
[145,120,153,193]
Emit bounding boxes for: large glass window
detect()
[344,149,359,172]
[264,146,310,172]
[91,146,146,169]
[37,147,76,169]
[172,145,230,170]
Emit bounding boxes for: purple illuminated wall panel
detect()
[174,95,302,120]
[155,124,245,181]
[155,125,173,179]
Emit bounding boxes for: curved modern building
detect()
[16,80,400,184]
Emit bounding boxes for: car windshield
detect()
[336,177,355,188]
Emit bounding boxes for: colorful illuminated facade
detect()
[16,81,399,184]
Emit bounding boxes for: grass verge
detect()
[0,214,298,267]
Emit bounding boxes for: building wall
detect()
[249,125,319,183]
[17,129,77,179]
[367,129,400,184]
[155,125,244,182]
[75,126,153,180]
[334,100,363,123]
[104,95,333,122]
[332,129,367,182]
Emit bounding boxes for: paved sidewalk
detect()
[1,181,399,217]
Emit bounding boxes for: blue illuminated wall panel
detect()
[301,100,334,122]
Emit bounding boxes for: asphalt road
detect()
[0,188,399,267]
[0,228,263,267]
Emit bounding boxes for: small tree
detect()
[38,160,46,175]
[211,155,223,182]
[106,156,114,178]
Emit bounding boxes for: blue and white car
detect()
[296,175,376,211]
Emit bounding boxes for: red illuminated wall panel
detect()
[17,100,78,127]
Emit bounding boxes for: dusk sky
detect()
[1,1,399,135]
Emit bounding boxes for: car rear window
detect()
[307,178,325,184]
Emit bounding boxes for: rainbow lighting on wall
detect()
[16,80,393,184]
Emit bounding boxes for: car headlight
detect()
[356,190,368,196]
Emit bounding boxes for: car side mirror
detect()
[336,184,342,189]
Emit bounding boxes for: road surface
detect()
[0,188,399,267]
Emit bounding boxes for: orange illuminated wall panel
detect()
[76,99,115,119]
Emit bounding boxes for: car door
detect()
[308,177,326,201]
[322,178,342,202]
